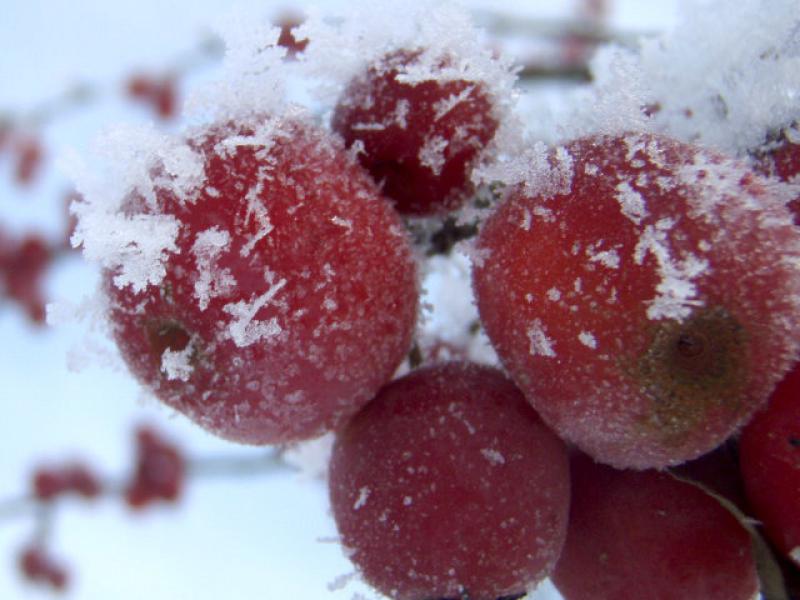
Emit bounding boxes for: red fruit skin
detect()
[105,116,418,444]
[473,132,800,469]
[332,50,499,216]
[754,134,800,225]
[553,454,758,600]
[739,359,800,566]
[329,362,570,600]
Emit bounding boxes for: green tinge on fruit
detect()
[632,306,747,446]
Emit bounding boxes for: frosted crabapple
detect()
[328,362,570,600]
[473,132,800,469]
[102,113,418,445]
[739,359,800,566]
[332,49,501,215]
[552,453,759,600]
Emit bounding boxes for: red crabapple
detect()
[104,114,418,444]
[473,132,800,469]
[332,49,500,215]
[552,453,759,600]
[328,362,570,600]
[739,359,800,566]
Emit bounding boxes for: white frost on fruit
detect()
[161,346,194,382]
[433,86,476,121]
[418,135,449,175]
[193,227,236,310]
[546,288,561,302]
[475,142,574,199]
[614,181,648,226]
[578,331,597,349]
[353,486,371,510]
[184,11,289,121]
[66,126,205,292]
[527,319,557,358]
[638,0,800,155]
[634,218,709,322]
[90,213,180,292]
[586,246,621,270]
[480,448,505,465]
[223,279,287,347]
[300,1,518,158]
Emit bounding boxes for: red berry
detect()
[126,74,156,99]
[473,132,800,468]
[329,362,570,600]
[125,73,178,120]
[32,462,100,501]
[104,115,418,444]
[153,77,177,120]
[18,546,69,591]
[125,425,185,509]
[739,359,800,566]
[32,468,67,501]
[0,233,51,324]
[13,136,43,186]
[332,49,500,215]
[552,454,758,600]
[64,464,102,499]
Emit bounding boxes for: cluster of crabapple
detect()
[16,426,185,592]
[91,20,800,600]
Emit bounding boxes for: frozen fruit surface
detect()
[739,359,800,566]
[754,132,800,224]
[104,115,418,444]
[329,362,570,600]
[552,453,758,600]
[332,49,499,215]
[473,132,800,468]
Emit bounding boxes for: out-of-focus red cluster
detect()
[18,545,69,591]
[14,426,186,593]
[0,229,53,324]
[0,124,44,187]
[274,11,308,58]
[125,425,186,509]
[125,73,178,120]
[32,462,101,501]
